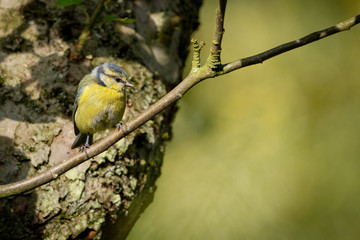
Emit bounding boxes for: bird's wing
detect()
[72,97,80,135]
[72,74,98,135]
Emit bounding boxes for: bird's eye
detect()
[114,77,122,82]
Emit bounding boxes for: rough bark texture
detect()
[0,0,201,239]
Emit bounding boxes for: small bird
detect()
[71,62,133,152]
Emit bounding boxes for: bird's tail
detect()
[71,133,93,149]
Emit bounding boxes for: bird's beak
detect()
[124,80,134,87]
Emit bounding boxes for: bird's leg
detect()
[79,135,90,158]
[116,121,125,132]
[116,121,128,143]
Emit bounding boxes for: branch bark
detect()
[0,4,359,200]
[208,0,227,70]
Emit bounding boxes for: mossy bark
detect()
[0,0,201,239]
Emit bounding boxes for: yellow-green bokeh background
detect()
[129,0,360,239]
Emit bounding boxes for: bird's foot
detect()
[79,143,90,158]
[116,121,126,132]
[116,121,128,143]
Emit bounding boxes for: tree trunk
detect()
[0,0,201,239]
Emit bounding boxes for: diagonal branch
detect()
[0,5,359,197]
[223,14,360,74]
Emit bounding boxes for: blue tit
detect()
[71,62,134,151]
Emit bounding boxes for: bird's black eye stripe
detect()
[105,74,123,82]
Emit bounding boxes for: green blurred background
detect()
[129,0,360,239]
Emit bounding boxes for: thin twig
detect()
[223,14,360,74]
[79,5,90,23]
[208,0,227,70]
[191,39,205,71]
[73,0,106,56]
[0,6,359,198]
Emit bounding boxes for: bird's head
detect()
[92,62,134,91]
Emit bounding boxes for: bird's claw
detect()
[116,121,125,132]
[116,121,128,143]
[79,143,90,158]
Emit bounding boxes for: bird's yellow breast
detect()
[75,83,126,134]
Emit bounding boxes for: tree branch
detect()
[208,0,227,70]
[223,14,360,74]
[0,1,359,197]
[71,0,107,58]
[191,39,205,71]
